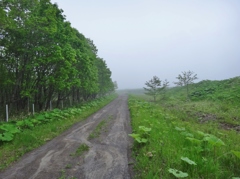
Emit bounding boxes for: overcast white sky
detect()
[51,0,240,89]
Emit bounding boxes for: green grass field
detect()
[128,77,240,178]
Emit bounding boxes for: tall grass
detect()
[128,96,240,178]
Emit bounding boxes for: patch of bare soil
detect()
[195,112,218,123]
[0,95,133,179]
[220,123,240,132]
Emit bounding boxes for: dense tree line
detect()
[0,0,115,117]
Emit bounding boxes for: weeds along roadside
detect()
[0,94,117,171]
[128,96,240,179]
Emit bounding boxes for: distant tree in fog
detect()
[174,71,198,100]
[144,76,169,102]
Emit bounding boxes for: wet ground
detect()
[0,95,133,179]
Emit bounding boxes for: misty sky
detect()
[51,0,240,89]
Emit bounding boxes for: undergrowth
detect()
[128,96,240,179]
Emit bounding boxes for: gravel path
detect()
[0,95,133,179]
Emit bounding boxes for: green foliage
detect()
[129,126,151,144]
[232,150,240,159]
[0,124,20,142]
[88,120,106,139]
[71,144,89,157]
[143,76,169,102]
[190,77,240,104]
[203,133,225,148]
[0,0,115,118]
[181,157,197,165]
[174,71,198,100]
[0,96,115,144]
[168,168,188,178]
[128,96,240,178]
[0,132,14,142]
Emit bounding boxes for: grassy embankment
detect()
[128,77,240,178]
[0,94,117,170]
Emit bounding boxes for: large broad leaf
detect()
[186,137,202,144]
[128,133,147,143]
[0,124,20,134]
[168,168,188,178]
[16,120,34,129]
[175,127,185,131]
[0,132,14,142]
[36,114,46,120]
[181,132,194,138]
[128,133,140,139]
[181,157,197,165]
[197,131,206,136]
[139,126,151,133]
[31,119,41,125]
[140,138,148,143]
[203,134,225,147]
[231,150,240,159]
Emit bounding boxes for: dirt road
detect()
[0,95,133,179]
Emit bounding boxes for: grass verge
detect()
[0,94,117,171]
[128,96,240,179]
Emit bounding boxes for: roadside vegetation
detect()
[129,76,240,178]
[0,94,116,170]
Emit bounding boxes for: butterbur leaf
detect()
[128,134,147,143]
[181,157,197,165]
[139,126,151,132]
[0,132,14,141]
[175,127,185,131]
[231,150,240,159]
[141,138,148,143]
[0,124,20,134]
[44,113,51,118]
[37,115,46,120]
[16,121,25,127]
[31,119,41,125]
[203,134,225,147]
[168,168,188,178]
[181,132,194,137]
[197,131,206,136]
[186,137,201,144]
[135,137,142,143]
[128,133,140,139]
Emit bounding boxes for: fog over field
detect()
[51,0,240,89]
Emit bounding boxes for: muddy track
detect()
[0,95,133,179]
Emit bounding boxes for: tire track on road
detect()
[0,95,133,179]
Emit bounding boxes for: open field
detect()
[128,77,240,178]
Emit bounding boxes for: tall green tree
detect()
[0,0,114,118]
[96,58,114,96]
